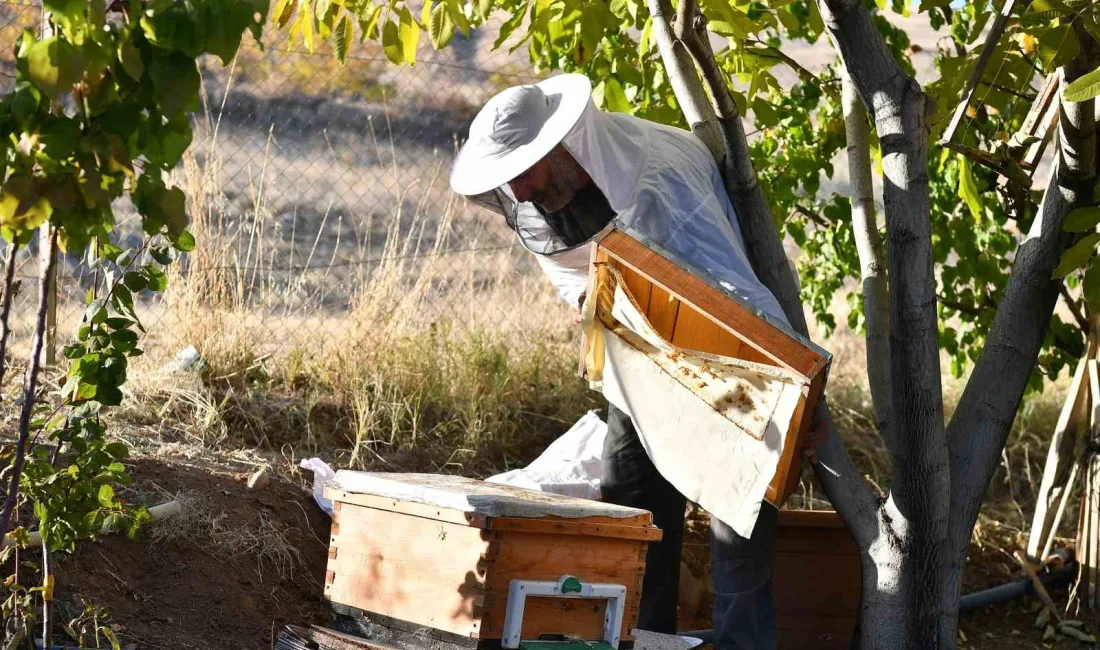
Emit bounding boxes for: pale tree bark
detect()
[937,28,1099,647]
[820,0,951,644]
[843,69,893,443]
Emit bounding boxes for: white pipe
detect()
[3,500,180,550]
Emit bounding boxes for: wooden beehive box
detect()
[774,510,861,649]
[588,229,831,505]
[323,473,662,649]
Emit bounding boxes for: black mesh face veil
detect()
[465,183,615,257]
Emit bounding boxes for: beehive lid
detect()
[330,471,648,520]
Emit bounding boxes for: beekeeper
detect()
[450,73,798,649]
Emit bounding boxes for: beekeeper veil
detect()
[449,75,614,256]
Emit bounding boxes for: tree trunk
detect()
[645,0,1098,643]
[842,69,893,444]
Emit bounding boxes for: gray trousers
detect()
[602,404,778,650]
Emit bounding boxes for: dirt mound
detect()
[54,459,332,650]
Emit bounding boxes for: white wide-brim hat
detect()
[450,74,592,197]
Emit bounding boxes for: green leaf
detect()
[1065,67,1100,103]
[1064,206,1100,232]
[333,13,354,63]
[752,98,780,128]
[478,0,492,20]
[358,3,384,40]
[0,173,52,233]
[104,442,128,459]
[150,246,174,265]
[594,79,631,113]
[20,36,86,99]
[382,20,403,64]
[1085,262,1100,313]
[123,272,147,292]
[1052,233,1100,279]
[273,0,299,27]
[493,9,524,49]
[399,7,420,64]
[429,2,455,49]
[806,0,824,36]
[639,17,653,55]
[143,265,169,292]
[445,0,470,39]
[97,484,115,508]
[1038,24,1080,72]
[957,155,983,220]
[118,34,144,81]
[148,52,201,119]
[173,230,197,252]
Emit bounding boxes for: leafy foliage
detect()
[268,0,1100,389]
[0,0,265,642]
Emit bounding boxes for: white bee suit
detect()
[526,100,806,538]
[533,99,790,327]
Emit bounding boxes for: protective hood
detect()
[551,101,789,325]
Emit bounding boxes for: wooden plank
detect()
[599,230,826,377]
[616,262,653,312]
[766,370,823,504]
[776,616,857,650]
[326,503,492,639]
[480,531,648,641]
[670,303,744,359]
[1027,352,1091,558]
[487,517,662,541]
[646,285,681,342]
[324,488,490,528]
[1089,359,1100,607]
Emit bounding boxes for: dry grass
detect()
[143,490,304,580]
[0,58,1068,534]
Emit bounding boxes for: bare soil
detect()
[53,458,332,650]
[46,458,1095,650]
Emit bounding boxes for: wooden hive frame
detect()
[587,228,831,505]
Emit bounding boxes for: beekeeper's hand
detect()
[804,399,831,464]
[573,291,587,325]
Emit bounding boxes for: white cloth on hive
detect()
[332,471,645,519]
[486,409,606,501]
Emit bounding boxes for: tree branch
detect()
[746,39,840,101]
[940,0,1019,146]
[814,403,884,551]
[0,242,20,393]
[820,0,947,484]
[1061,284,1088,332]
[843,70,893,442]
[939,26,1099,644]
[938,295,987,317]
[793,204,829,228]
[645,0,725,160]
[0,229,58,538]
[670,0,812,339]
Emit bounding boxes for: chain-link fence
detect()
[0,0,569,366]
